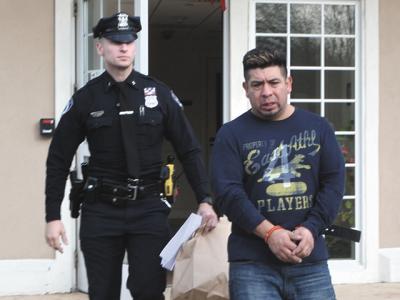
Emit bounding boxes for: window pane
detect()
[88,36,101,70]
[121,0,134,14]
[325,71,355,99]
[327,237,355,259]
[88,0,102,29]
[337,198,355,227]
[291,37,320,66]
[256,37,286,56]
[326,197,356,259]
[325,38,355,67]
[325,5,355,35]
[104,0,118,17]
[290,4,321,34]
[256,3,287,33]
[325,103,355,131]
[345,167,355,195]
[291,70,320,99]
[292,102,320,115]
[336,135,355,163]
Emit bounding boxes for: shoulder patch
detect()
[62,98,74,115]
[171,91,183,109]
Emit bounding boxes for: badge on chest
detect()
[144,87,158,108]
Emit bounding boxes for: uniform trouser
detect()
[80,195,171,300]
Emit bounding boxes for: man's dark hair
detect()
[242,48,287,81]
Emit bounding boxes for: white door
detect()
[75,0,148,297]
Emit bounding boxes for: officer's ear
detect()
[96,38,104,56]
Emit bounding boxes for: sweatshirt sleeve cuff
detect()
[299,221,319,238]
[247,214,266,234]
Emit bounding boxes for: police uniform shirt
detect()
[45,70,211,222]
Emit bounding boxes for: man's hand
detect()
[266,228,302,264]
[254,220,302,264]
[291,226,314,258]
[197,202,218,233]
[45,220,68,253]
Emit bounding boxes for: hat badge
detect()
[117,13,129,30]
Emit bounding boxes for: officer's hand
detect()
[45,220,68,253]
[291,226,314,258]
[267,229,302,264]
[197,203,218,233]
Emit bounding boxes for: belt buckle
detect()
[127,178,139,200]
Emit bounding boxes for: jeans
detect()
[229,261,336,300]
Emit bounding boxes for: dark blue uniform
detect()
[45,70,211,300]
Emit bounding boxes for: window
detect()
[252,0,359,259]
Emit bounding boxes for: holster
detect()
[69,163,88,218]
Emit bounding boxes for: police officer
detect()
[45,12,218,300]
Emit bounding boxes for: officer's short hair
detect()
[93,12,142,43]
[242,48,287,81]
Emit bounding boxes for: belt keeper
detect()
[264,225,284,244]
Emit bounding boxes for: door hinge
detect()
[73,1,78,18]
[74,249,78,269]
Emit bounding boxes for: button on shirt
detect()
[45,70,211,222]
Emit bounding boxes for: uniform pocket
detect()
[86,116,113,130]
[137,109,162,126]
[137,109,163,146]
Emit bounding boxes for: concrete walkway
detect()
[1,283,399,299]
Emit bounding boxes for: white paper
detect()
[160,213,202,271]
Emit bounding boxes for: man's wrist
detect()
[199,196,214,206]
[264,225,284,243]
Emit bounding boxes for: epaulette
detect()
[150,76,170,90]
[73,85,86,97]
[86,72,106,87]
[73,72,106,97]
[136,72,171,91]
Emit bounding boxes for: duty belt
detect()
[86,177,162,204]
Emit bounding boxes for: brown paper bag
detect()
[171,217,231,300]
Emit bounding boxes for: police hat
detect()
[93,12,142,43]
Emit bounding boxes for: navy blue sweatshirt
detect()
[210,108,345,265]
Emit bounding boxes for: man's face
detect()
[243,66,293,121]
[96,38,136,71]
